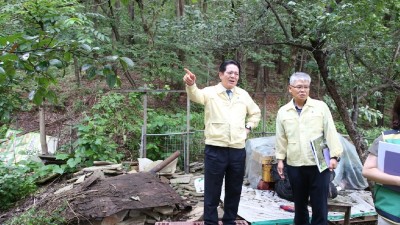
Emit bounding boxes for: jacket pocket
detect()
[231,126,246,144]
[205,122,229,142]
[305,114,323,130]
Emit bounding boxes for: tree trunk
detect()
[351,91,358,124]
[176,0,185,62]
[176,0,184,17]
[93,2,98,29]
[113,0,121,40]
[377,92,385,126]
[95,0,121,43]
[74,56,80,87]
[122,69,136,87]
[109,0,120,47]
[255,63,264,92]
[311,42,367,162]
[128,0,135,20]
[264,66,270,88]
[201,0,208,13]
[128,1,136,44]
[136,0,154,45]
[39,103,49,155]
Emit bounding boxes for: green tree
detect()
[0,0,134,153]
[169,0,400,159]
[268,0,399,158]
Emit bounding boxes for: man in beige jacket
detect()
[275,72,343,225]
[183,60,261,225]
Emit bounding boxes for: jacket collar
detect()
[286,97,315,111]
[216,82,237,94]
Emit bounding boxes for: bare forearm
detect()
[363,154,400,186]
[363,168,400,186]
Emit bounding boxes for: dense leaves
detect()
[0,0,133,114]
[0,162,37,210]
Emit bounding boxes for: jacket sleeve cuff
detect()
[275,153,286,160]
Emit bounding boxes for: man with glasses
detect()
[275,72,343,225]
[183,60,261,225]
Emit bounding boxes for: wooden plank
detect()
[328,202,352,225]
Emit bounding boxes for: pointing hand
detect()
[183,68,196,86]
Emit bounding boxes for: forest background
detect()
[0,0,400,223]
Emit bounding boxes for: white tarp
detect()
[245,134,369,190]
[0,129,58,163]
[238,135,374,224]
[245,136,276,188]
[221,186,376,225]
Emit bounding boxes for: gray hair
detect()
[289,72,311,85]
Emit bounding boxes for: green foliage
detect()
[29,160,68,178]
[265,118,277,134]
[323,95,338,112]
[324,95,383,126]
[0,124,8,137]
[357,106,383,126]
[0,143,69,211]
[73,114,122,166]
[4,207,66,225]
[0,147,72,210]
[334,121,348,135]
[125,44,186,88]
[0,161,37,210]
[188,110,205,131]
[145,109,204,162]
[359,126,390,147]
[68,92,143,166]
[66,90,206,163]
[72,99,86,113]
[92,92,143,146]
[0,82,23,123]
[146,110,188,160]
[0,0,134,110]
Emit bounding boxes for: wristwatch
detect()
[245,124,252,131]
[330,156,341,162]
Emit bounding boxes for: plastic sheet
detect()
[245,134,368,191]
[0,129,58,163]
[333,135,369,190]
[245,136,276,189]
[194,177,204,193]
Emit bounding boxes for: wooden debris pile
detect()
[34,160,206,225]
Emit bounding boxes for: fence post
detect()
[185,95,190,173]
[263,89,267,134]
[141,85,148,158]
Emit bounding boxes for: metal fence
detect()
[56,88,367,174]
[125,88,284,173]
[53,88,375,174]
[48,88,282,173]
[145,128,277,173]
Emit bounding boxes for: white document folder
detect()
[377,141,400,192]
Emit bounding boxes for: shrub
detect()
[0,162,37,210]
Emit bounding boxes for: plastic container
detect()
[262,157,274,182]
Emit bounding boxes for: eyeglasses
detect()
[225,71,239,76]
[290,85,310,90]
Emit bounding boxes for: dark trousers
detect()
[286,165,330,225]
[203,145,246,225]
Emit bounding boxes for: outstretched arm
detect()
[183,68,206,105]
